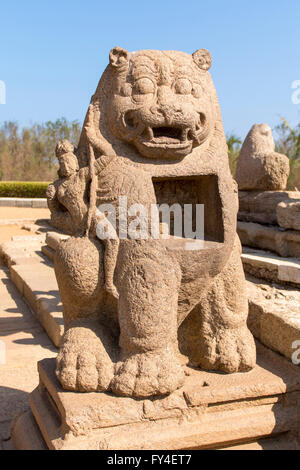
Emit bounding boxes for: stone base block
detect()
[247,276,300,363]
[242,247,300,286]
[238,221,300,258]
[277,201,300,231]
[11,410,47,450]
[41,245,55,262]
[12,343,300,450]
[238,190,300,225]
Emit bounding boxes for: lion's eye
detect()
[133,78,155,95]
[120,83,132,97]
[175,78,192,95]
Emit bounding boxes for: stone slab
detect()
[247,276,300,363]
[11,410,47,450]
[238,221,300,258]
[238,190,300,225]
[0,233,65,347]
[0,265,57,450]
[13,408,300,451]
[9,263,63,347]
[41,245,55,262]
[0,198,47,208]
[12,343,300,450]
[277,200,300,231]
[32,199,48,209]
[45,231,69,251]
[242,247,300,286]
[0,236,46,267]
[220,434,300,450]
[0,218,50,227]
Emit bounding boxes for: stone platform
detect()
[238,221,300,258]
[242,247,300,286]
[12,342,300,450]
[0,229,65,348]
[238,190,300,226]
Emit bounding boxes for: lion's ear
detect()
[192,49,212,71]
[109,47,129,69]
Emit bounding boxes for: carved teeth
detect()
[188,128,200,143]
[147,127,154,141]
[180,129,188,141]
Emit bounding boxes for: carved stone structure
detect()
[277,200,300,231]
[11,344,300,450]
[45,47,256,399]
[235,125,300,258]
[235,124,290,191]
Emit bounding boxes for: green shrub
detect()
[0,181,50,198]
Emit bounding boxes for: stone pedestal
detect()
[238,190,300,226]
[237,191,300,258]
[237,221,300,258]
[12,343,300,450]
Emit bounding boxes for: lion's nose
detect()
[157,85,173,105]
[156,105,173,123]
[153,86,178,124]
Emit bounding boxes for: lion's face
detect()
[106,48,214,160]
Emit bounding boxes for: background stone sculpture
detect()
[49,47,256,398]
[235,123,290,190]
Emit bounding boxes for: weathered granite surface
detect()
[238,190,300,225]
[45,47,256,398]
[11,343,300,450]
[236,124,290,190]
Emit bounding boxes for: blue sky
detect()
[1,0,300,140]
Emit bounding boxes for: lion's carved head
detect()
[105,48,214,160]
[81,48,218,162]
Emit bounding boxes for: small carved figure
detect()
[48,139,120,298]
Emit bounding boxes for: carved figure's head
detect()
[100,48,215,160]
[56,140,79,178]
[56,139,75,157]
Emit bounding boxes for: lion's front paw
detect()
[56,325,115,392]
[110,349,185,398]
[197,326,256,373]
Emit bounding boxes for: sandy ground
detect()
[0,207,50,243]
[0,221,56,450]
[0,207,50,221]
[0,225,38,244]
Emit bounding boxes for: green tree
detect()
[0,118,81,181]
[226,133,242,176]
[274,117,300,189]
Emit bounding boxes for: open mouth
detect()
[142,126,190,146]
[123,111,208,152]
[153,127,183,142]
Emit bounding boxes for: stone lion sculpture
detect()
[49,47,256,398]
